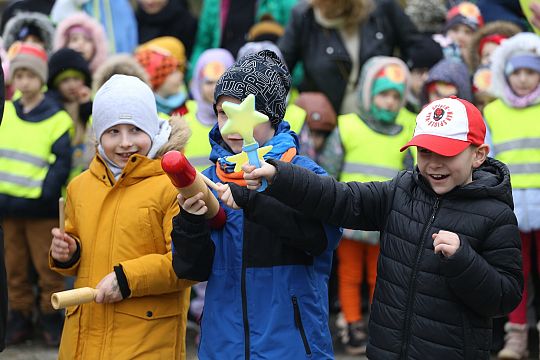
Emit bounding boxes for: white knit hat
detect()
[92,74,160,142]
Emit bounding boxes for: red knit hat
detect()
[135,48,179,91]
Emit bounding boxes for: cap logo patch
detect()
[425,104,453,127]
[119,114,133,119]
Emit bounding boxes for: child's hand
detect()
[95,272,123,304]
[50,227,77,262]
[177,192,208,215]
[216,183,240,209]
[242,159,276,191]
[432,230,461,257]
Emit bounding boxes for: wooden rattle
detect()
[51,287,98,309]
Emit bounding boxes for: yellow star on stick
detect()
[225,146,273,172]
[220,94,268,145]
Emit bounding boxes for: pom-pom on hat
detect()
[400,96,486,156]
[8,42,48,84]
[445,2,484,32]
[92,74,160,142]
[135,48,179,91]
[213,50,291,126]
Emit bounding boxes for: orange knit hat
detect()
[135,48,179,91]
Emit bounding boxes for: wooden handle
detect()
[59,197,65,233]
[51,287,98,309]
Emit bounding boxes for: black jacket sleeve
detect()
[441,207,523,318]
[230,183,329,256]
[171,208,215,281]
[40,131,72,201]
[265,160,394,231]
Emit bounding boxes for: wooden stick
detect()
[59,197,65,233]
[199,172,220,191]
[51,287,98,309]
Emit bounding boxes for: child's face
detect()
[410,68,429,97]
[215,95,276,154]
[416,145,487,195]
[480,42,498,65]
[508,68,540,97]
[139,0,168,14]
[201,78,218,104]
[67,33,95,61]
[428,82,458,103]
[157,70,184,98]
[100,124,152,168]
[446,24,474,51]
[12,68,42,96]
[373,89,401,113]
[58,77,85,102]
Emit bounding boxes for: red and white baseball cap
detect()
[400,96,486,156]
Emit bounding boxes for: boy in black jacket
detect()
[242,96,523,359]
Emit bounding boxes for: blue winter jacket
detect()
[171,121,342,359]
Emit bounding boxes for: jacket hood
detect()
[422,59,472,105]
[404,0,447,34]
[53,12,109,72]
[415,157,514,208]
[466,20,521,72]
[91,54,150,93]
[2,11,55,53]
[357,56,410,116]
[489,32,540,105]
[154,115,191,158]
[208,120,299,163]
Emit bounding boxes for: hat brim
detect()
[400,134,471,157]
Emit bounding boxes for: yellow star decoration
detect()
[225,146,273,172]
[220,94,269,145]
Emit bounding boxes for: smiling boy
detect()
[243,96,523,359]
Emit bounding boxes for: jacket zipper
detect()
[242,224,250,360]
[292,296,312,355]
[400,198,440,359]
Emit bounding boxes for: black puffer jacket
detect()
[265,157,522,359]
[0,61,6,352]
[278,0,421,113]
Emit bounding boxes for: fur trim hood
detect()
[490,32,540,104]
[2,12,55,53]
[92,54,150,94]
[357,56,410,115]
[405,0,446,34]
[154,115,191,158]
[466,20,521,72]
[53,12,108,72]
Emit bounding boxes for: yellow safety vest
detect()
[183,100,214,172]
[397,107,418,163]
[284,103,307,134]
[338,113,410,182]
[484,99,540,188]
[0,101,73,198]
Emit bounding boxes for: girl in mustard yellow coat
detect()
[49,75,194,359]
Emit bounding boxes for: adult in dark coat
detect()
[0,0,55,33]
[278,0,421,114]
[136,0,198,58]
[0,61,7,352]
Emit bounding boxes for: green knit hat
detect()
[371,64,407,98]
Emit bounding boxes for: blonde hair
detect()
[311,0,375,30]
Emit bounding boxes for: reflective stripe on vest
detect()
[0,101,73,198]
[284,103,307,134]
[183,100,214,172]
[338,113,409,182]
[484,99,540,188]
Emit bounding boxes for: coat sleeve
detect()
[171,208,215,282]
[265,160,395,231]
[119,196,196,297]
[441,207,523,318]
[382,0,422,62]
[230,183,341,255]
[277,3,304,76]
